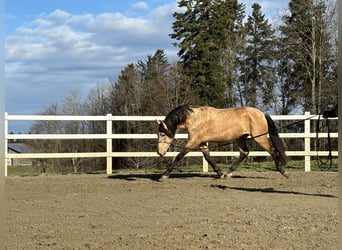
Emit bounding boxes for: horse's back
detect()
[195,106,265,120]
[187,106,267,142]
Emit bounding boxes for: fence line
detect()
[5,112,338,176]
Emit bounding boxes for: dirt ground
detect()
[5,171,337,250]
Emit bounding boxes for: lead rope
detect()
[315,114,333,170]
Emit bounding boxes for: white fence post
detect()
[4,112,8,177]
[202,157,209,173]
[304,111,311,172]
[202,142,209,173]
[106,114,112,175]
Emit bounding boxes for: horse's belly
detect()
[203,127,248,142]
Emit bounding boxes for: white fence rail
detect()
[5,112,338,176]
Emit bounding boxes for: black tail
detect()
[264,114,287,165]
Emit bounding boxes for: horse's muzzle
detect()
[157,151,166,157]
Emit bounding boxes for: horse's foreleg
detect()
[226,148,249,177]
[160,148,190,181]
[200,144,224,178]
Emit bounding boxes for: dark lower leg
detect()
[273,152,289,178]
[162,148,190,178]
[227,137,249,177]
[226,150,249,176]
[202,150,223,177]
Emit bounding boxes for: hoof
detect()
[216,174,225,179]
[158,175,169,182]
[281,171,290,178]
[226,172,233,178]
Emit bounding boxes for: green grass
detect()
[7,165,58,176]
[7,159,338,177]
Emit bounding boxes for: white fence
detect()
[5,112,338,176]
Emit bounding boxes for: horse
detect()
[156,104,289,181]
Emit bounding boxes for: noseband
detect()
[158,140,173,145]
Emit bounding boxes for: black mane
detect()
[160,104,194,137]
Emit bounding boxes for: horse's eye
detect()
[159,132,166,137]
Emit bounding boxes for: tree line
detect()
[23,0,337,173]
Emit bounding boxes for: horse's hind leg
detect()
[226,136,249,177]
[253,135,289,178]
[200,143,224,178]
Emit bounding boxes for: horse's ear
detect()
[156,120,168,130]
[156,120,172,136]
[160,121,169,131]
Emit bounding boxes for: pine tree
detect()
[239,3,275,109]
[110,63,142,116]
[137,49,171,115]
[170,0,238,107]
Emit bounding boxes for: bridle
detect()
[158,140,173,145]
[158,134,174,146]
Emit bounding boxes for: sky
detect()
[5,0,290,132]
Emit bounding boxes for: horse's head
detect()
[156,120,174,156]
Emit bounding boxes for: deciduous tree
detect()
[279,0,337,113]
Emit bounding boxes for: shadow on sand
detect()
[108,172,216,182]
[210,184,337,198]
[107,172,337,198]
[107,172,269,182]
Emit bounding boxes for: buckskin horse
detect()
[156,104,288,181]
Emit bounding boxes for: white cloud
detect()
[5,2,179,118]
[242,0,288,17]
[5,0,288,123]
[132,1,148,11]
[48,9,72,23]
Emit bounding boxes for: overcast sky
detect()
[5,0,289,132]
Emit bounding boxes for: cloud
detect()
[5,0,289,124]
[243,0,288,16]
[132,1,148,11]
[5,3,179,118]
